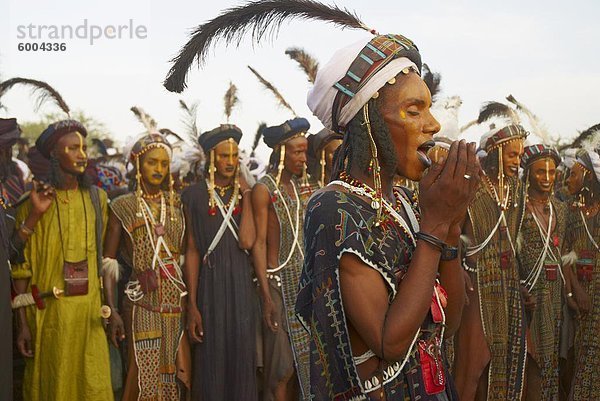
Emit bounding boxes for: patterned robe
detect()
[564,208,600,400]
[111,193,186,401]
[296,189,457,401]
[517,198,566,400]
[458,180,526,400]
[258,174,312,400]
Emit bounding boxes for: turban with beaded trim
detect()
[263,118,310,149]
[198,124,242,153]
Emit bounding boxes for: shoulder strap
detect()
[89,186,104,277]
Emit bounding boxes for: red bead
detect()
[208,207,217,216]
[271,195,277,203]
[233,206,241,215]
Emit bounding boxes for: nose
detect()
[425,110,441,136]
[299,152,307,164]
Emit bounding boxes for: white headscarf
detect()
[307,37,417,130]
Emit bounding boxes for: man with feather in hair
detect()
[162,2,477,400]
[183,124,258,401]
[182,83,260,400]
[102,132,190,401]
[453,104,528,400]
[561,127,600,400]
[516,135,567,401]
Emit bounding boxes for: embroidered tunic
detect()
[296,189,457,400]
[459,181,527,401]
[517,198,566,401]
[258,173,312,400]
[111,193,186,401]
[564,208,600,400]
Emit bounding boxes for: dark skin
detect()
[564,163,597,317]
[323,138,342,181]
[455,138,524,399]
[252,135,307,401]
[15,131,85,357]
[103,147,171,347]
[326,73,480,392]
[185,140,255,344]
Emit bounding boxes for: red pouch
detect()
[137,269,159,293]
[418,340,445,395]
[63,260,89,296]
[576,250,594,282]
[159,258,177,279]
[544,263,558,281]
[500,250,512,270]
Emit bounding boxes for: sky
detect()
[1,0,599,161]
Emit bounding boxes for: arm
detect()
[9,181,54,262]
[237,180,256,250]
[342,140,478,362]
[102,209,125,347]
[183,205,204,343]
[340,226,447,362]
[251,183,277,332]
[438,224,466,337]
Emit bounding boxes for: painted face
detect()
[140,147,170,188]
[213,139,239,180]
[566,162,587,195]
[501,140,524,177]
[323,138,342,177]
[528,157,556,194]
[283,136,308,177]
[378,72,441,181]
[55,131,88,175]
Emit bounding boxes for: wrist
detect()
[419,221,450,242]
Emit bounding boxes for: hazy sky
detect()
[1,0,599,160]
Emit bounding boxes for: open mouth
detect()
[417,141,435,168]
[152,174,163,180]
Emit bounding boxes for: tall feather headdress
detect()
[506,94,550,143]
[0,77,70,115]
[247,65,297,116]
[285,47,320,83]
[477,101,521,125]
[567,123,600,151]
[130,106,158,134]
[224,81,239,122]
[163,0,372,93]
[251,122,267,157]
[178,99,200,141]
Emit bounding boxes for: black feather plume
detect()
[251,122,267,157]
[567,123,600,150]
[285,47,320,83]
[0,77,70,114]
[477,101,520,125]
[248,65,296,115]
[421,64,441,100]
[164,0,369,93]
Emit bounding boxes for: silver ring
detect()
[463,174,472,180]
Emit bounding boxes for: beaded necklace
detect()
[330,172,419,246]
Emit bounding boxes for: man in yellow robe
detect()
[12,120,113,401]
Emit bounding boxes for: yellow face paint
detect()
[546,158,550,182]
[76,132,86,159]
[400,110,407,119]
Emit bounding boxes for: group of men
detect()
[1,1,599,401]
